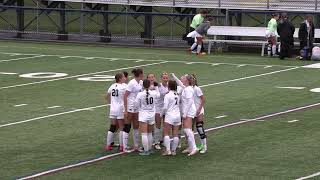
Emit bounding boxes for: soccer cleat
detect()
[171,151,177,156]
[105,145,113,151]
[187,148,198,156]
[139,151,151,156]
[197,144,204,151]
[154,143,161,150]
[162,150,172,156]
[134,146,144,152]
[182,148,190,154]
[200,145,207,154]
[119,145,124,152]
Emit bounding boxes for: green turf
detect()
[0,40,319,180]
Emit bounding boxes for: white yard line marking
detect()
[0,105,108,128]
[215,115,227,119]
[200,67,299,88]
[0,61,168,90]
[0,72,17,75]
[17,150,134,180]
[0,51,299,68]
[276,86,306,90]
[1,66,297,128]
[288,120,299,123]
[264,66,272,69]
[296,171,320,180]
[17,101,320,180]
[211,63,221,66]
[14,104,28,107]
[237,64,246,67]
[0,55,44,63]
[47,106,61,109]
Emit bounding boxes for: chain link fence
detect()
[0,1,319,45]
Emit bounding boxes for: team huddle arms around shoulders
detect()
[105,68,207,156]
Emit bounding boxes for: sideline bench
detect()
[205,26,320,56]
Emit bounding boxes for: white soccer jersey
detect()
[181,86,197,118]
[163,91,181,125]
[126,79,143,112]
[135,90,160,123]
[193,85,205,115]
[107,83,127,118]
[156,83,169,113]
[135,90,160,112]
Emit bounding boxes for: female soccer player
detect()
[191,74,207,154]
[151,72,170,149]
[123,68,144,152]
[105,73,127,151]
[162,80,180,156]
[266,13,280,57]
[172,73,198,156]
[135,79,160,155]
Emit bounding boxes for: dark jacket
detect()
[277,19,295,45]
[298,21,315,49]
[195,22,210,36]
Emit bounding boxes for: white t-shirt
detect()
[181,86,196,118]
[157,83,169,108]
[126,79,143,109]
[193,85,204,109]
[135,90,160,112]
[163,91,181,120]
[107,83,127,115]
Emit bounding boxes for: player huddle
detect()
[105,68,207,156]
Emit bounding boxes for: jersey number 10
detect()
[112,89,119,97]
[146,97,154,105]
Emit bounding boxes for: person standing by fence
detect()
[277,13,295,60]
[266,13,280,57]
[188,9,208,53]
[298,14,315,60]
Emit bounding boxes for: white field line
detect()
[17,101,320,180]
[200,67,299,88]
[296,171,320,180]
[0,52,299,68]
[0,55,44,62]
[0,61,168,90]
[276,87,306,90]
[14,104,28,107]
[0,66,298,128]
[288,120,299,123]
[0,72,17,75]
[215,115,227,119]
[47,106,61,109]
[0,105,108,128]
[0,45,286,59]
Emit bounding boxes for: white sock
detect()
[119,131,123,147]
[141,133,149,151]
[147,133,153,150]
[191,43,197,50]
[164,136,171,152]
[133,129,140,148]
[200,138,207,146]
[184,128,197,150]
[197,45,202,54]
[267,45,272,56]
[122,131,129,150]
[154,128,161,144]
[272,45,276,55]
[171,136,179,152]
[106,131,114,146]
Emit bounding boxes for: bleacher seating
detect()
[205,26,320,56]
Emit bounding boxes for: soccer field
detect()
[0,41,320,180]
